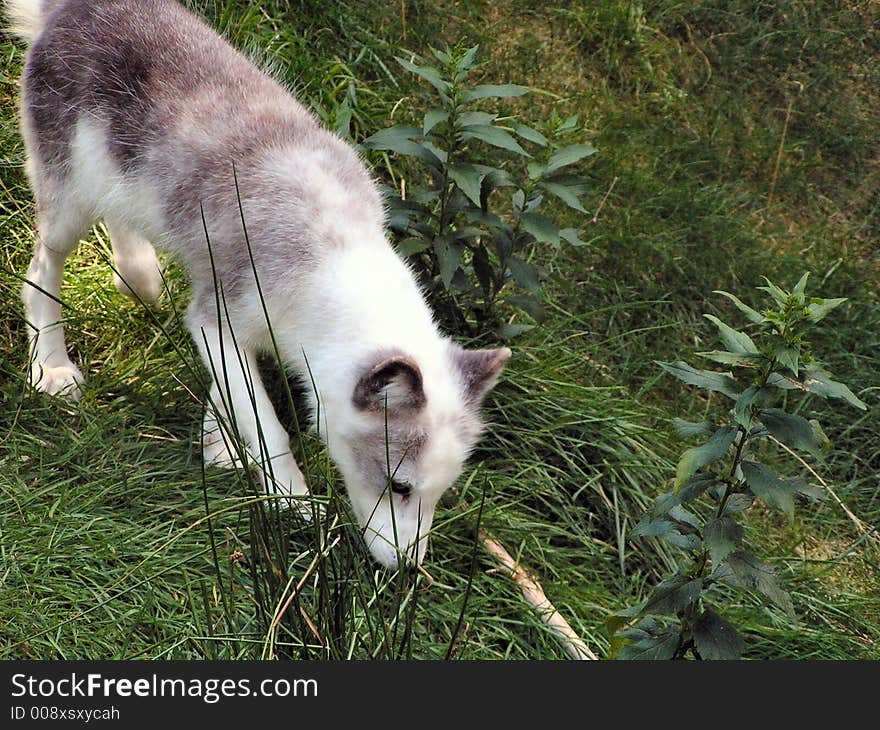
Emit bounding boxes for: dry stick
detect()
[479,530,598,660]
[400,0,407,42]
[767,83,802,208]
[592,176,619,224]
[768,435,880,549]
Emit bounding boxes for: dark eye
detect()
[390,480,413,498]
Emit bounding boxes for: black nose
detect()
[390,479,413,498]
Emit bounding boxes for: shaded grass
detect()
[1,0,878,659]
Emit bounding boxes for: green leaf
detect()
[461,124,530,156]
[703,314,759,354]
[758,409,822,456]
[512,122,549,146]
[395,237,431,256]
[631,517,678,540]
[423,109,449,134]
[433,238,463,287]
[362,125,422,150]
[458,111,497,127]
[511,189,526,213]
[722,493,754,515]
[450,267,471,291]
[792,480,827,502]
[792,272,810,299]
[445,227,483,243]
[722,550,794,615]
[538,180,587,213]
[807,297,847,322]
[544,144,597,174]
[526,161,546,180]
[476,166,518,209]
[677,473,717,502]
[657,361,742,399]
[557,114,580,133]
[543,173,590,194]
[697,351,765,368]
[810,419,831,453]
[616,622,681,661]
[675,425,738,488]
[334,98,352,137]
[429,46,451,65]
[507,257,541,295]
[362,126,443,168]
[642,575,703,616]
[766,372,803,391]
[420,139,448,163]
[520,212,560,248]
[801,367,868,410]
[447,164,484,207]
[506,293,545,322]
[604,604,643,635]
[775,346,799,376]
[714,290,765,324]
[649,492,681,517]
[471,244,492,297]
[497,323,534,339]
[758,277,789,306]
[694,610,742,660]
[632,501,701,552]
[733,386,767,429]
[741,461,796,520]
[461,83,530,101]
[669,504,700,529]
[395,57,451,95]
[456,44,480,71]
[560,228,589,247]
[672,418,716,439]
[704,517,744,564]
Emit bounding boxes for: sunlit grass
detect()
[1,0,877,659]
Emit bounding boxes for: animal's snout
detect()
[357,495,437,568]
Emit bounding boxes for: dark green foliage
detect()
[362,44,596,335]
[612,275,868,660]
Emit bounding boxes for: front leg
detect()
[190,320,309,505]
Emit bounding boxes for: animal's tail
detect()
[4,0,52,44]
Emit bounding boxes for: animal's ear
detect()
[452,345,512,404]
[353,354,425,412]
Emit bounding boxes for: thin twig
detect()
[592,176,618,224]
[400,0,407,42]
[767,83,802,208]
[479,530,598,660]
[768,435,880,549]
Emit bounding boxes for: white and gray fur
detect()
[7,0,510,566]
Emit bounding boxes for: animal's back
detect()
[23,0,304,167]
[16,0,384,297]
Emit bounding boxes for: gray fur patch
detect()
[21,0,385,319]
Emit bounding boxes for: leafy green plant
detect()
[609,274,868,660]
[362,43,596,336]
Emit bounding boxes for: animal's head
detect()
[326,342,510,567]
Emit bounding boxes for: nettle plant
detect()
[362,44,596,335]
[610,274,868,660]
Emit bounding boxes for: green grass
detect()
[1,0,878,659]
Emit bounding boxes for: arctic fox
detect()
[6,0,510,566]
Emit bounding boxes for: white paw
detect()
[202,427,239,469]
[31,362,84,401]
[262,466,317,519]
